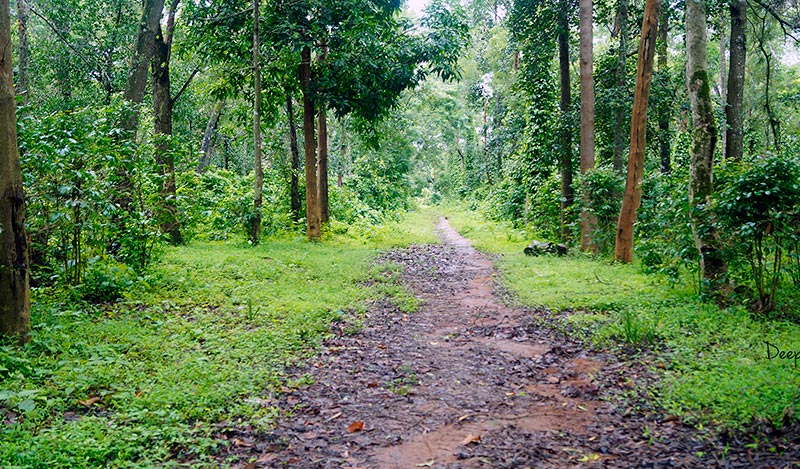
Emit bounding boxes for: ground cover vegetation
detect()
[1,0,800,465]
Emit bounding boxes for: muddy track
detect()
[222,217,799,468]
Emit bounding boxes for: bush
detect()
[715,154,800,314]
[79,260,137,303]
[574,167,624,254]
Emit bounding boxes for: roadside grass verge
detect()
[0,211,438,468]
[444,206,800,432]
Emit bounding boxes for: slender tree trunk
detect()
[687,0,727,292]
[16,0,29,106]
[657,1,671,174]
[317,42,329,225]
[755,15,779,150]
[613,0,629,173]
[197,100,224,173]
[301,46,321,240]
[250,0,263,244]
[153,0,182,245]
[557,2,573,243]
[286,92,301,222]
[725,0,746,161]
[614,0,660,263]
[579,0,597,252]
[0,0,30,344]
[719,10,728,157]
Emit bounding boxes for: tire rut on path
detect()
[230,217,799,469]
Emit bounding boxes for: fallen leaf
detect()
[232,438,253,447]
[326,412,343,421]
[457,414,472,422]
[462,433,481,445]
[366,382,378,388]
[347,421,364,433]
[578,453,601,462]
[243,463,257,469]
[377,345,387,349]
[79,397,102,406]
[546,377,560,384]
[415,460,435,467]
[577,405,587,411]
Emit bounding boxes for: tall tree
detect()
[557,0,573,243]
[725,0,746,161]
[687,0,727,291]
[301,45,321,240]
[251,0,264,244]
[656,1,671,173]
[286,92,302,222]
[0,0,30,344]
[123,0,166,133]
[153,0,185,245]
[614,0,660,263]
[579,0,597,252]
[317,42,330,225]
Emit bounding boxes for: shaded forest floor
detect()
[223,217,799,468]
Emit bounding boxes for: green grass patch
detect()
[0,211,438,468]
[445,205,800,431]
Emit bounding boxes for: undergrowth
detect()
[0,209,439,468]
[444,205,800,432]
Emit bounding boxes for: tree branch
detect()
[747,0,800,42]
[171,66,200,105]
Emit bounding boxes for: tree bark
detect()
[301,46,321,240]
[687,0,727,291]
[719,9,728,157]
[613,0,629,173]
[16,0,29,107]
[579,0,597,252]
[153,0,182,245]
[286,92,301,222]
[557,2,573,243]
[725,0,746,161]
[657,1,671,174]
[0,0,30,344]
[197,100,224,173]
[250,0,263,244]
[317,106,329,224]
[614,0,660,263]
[123,0,165,133]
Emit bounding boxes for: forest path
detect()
[234,217,778,468]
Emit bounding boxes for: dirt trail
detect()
[225,217,798,468]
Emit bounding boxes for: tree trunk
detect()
[250,0,263,244]
[657,1,671,174]
[613,0,628,173]
[579,0,597,252]
[197,100,224,173]
[153,0,182,245]
[0,0,30,344]
[111,0,165,252]
[123,0,165,134]
[687,0,727,291]
[16,0,30,107]
[301,46,321,240]
[317,106,329,225]
[725,0,746,161]
[755,15,779,151]
[557,2,573,243]
[286,92,301,222]
[317,42,330,225]
[719,10,728,157]
[614,0,660,263]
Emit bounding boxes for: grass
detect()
[0,210,439,468]
[445,205,800,432]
